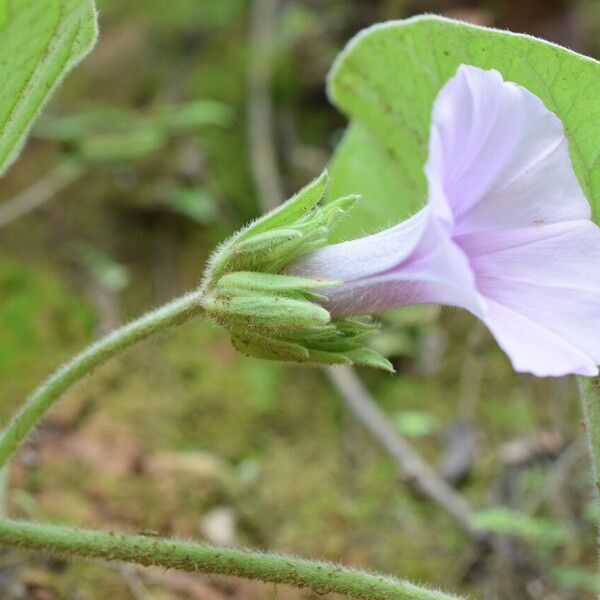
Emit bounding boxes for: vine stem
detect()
[0,290,204,468]
[0,518,461,600]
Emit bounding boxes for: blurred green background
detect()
[1,0,600,598]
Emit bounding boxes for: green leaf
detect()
[393,411,440,438]
[80,128,166,162]
[34,106,136,141]
[35,100,231,143]
[328,123,418,242]
[471,507,569,547]
[0,0,97,175]
[149,100,232,132]
[165,187,219,224]
[328,15,600,236]
[553,565,600,593]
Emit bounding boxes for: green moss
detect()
[0,257,94,414]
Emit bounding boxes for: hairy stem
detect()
[0,518,462,600]
[0,291,203,467]
[579,376,600,517]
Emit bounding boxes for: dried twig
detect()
[326,366,485,540]
[140,568,232,600]
[526,437,586,516]
[0,160,85,227]
[247,0,284,211]
[117,563,153,600]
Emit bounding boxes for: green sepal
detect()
[201,170,391,371]
[305,349,353,366]
[217,271,338,294]
[238,170,328,241]
[233,229,303,257]
[205,293,331,330]
[299,290,332,303]
[201,171,355,288]
[283,325,342,341]
[344,348,395,373]
[315,194,360,228]
[231,333,310,362]
[335,317,381,338]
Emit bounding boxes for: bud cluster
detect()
[200,172,393,371]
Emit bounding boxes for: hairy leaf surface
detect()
[0,0,97,175]
[328,15,600,238]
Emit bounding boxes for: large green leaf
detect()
[0,0,97,176]
[327,15,600,239]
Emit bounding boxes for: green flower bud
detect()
[200,171,393,372]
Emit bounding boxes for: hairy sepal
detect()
[200,171,392,371]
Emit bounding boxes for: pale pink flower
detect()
[288,65,600,377]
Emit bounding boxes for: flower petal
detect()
[462,220,600,375]
[289,208,429,284]
[426,65,590,235]
[288,208,484,318]
[483,299,597,376]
